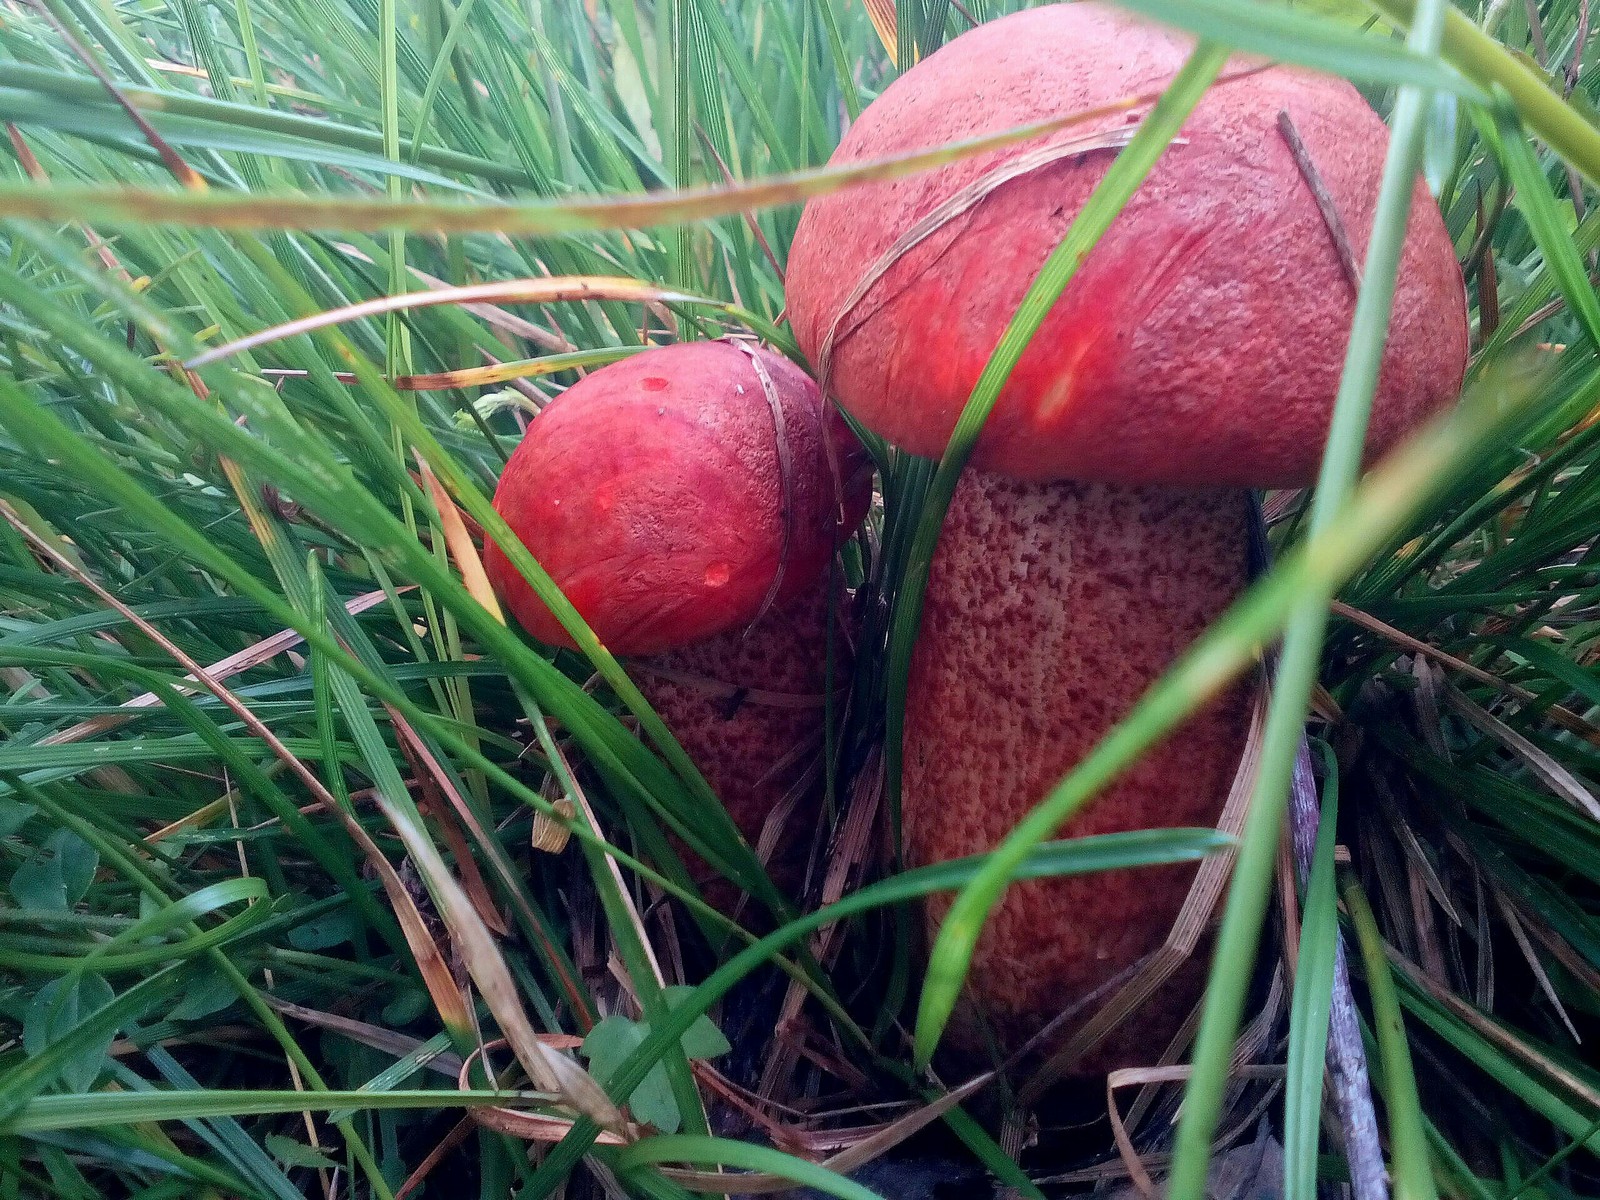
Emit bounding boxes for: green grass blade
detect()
[1168,0,1448,1185]
[612,1135,887,1200]
[1343,874,1439,1200]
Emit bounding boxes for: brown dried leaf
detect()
[415,454,504,624]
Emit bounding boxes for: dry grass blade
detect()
[374,787,629,1134]
[1331,599,1599,740]
[1444,686,1600,820]
[544,730,672,993]
[1492,892,1580,1042]
[258,359,579,390]
[860,0,898,57]
[532,796,578,854]
[1391,802,1462,927]
[811,1072,992,1178]
[399,732,510,936]
[1106,1064,1286,1200]
[0,81,1294,239]
[1277,110,1363,293]
[815,127,1139,387]
[1386,945,1599,1108]
[454,1041,633,1145]
[397,1118,475,1200]
[382,705,596,1013]
[32,0,206,191]
[333,243,575,351]
[755,748,883,1106]
[732,340,795,629]
[262,997,469,1079]
[185,277,700,368]
[416,454,504,624]
[38,587,398,747]
[6,125,129,277]
[318,796,479,1032]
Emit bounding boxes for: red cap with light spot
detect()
[485,341,872,656]
[785,2,1468,488]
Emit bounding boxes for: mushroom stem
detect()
[637,574,851,916]
[904,470,1253,1072]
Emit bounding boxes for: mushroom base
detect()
[904,470,1253,1078]
[637,576,851,918]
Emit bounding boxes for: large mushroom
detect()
[485,340,872,914]
[786,2,1468,1072]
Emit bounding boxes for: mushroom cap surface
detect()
[785,2,1469,487]
[486,341,871,656]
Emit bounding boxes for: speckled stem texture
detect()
[638,576,850,916]
[904,471,1252,1073]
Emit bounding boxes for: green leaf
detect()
[23,975,117,1093]
[581,1015,679,1133]
[169,974,242,1023]
[6,1089,533,1132]
[0,800,37,837]
[662,988,731,1060]
[579,1001,728,1134]
[1343,873,1439,1200]
[265,1133,342,1171]
[10,829,99,911]
[612,1135,889,1200]
[287,905,359,951]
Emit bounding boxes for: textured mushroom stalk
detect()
[637,575,849,914]
[908,473,1251,1070]
[485,341,871,913]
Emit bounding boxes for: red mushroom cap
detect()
[786,2,1469,488]
[485,341,871,656]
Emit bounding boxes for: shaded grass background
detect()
[0,0,1597,1197]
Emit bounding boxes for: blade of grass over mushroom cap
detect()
[1168,0,1448,1187]
[902,41,1231,1064]
[0,50,1477,240]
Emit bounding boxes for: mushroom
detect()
[485,340,871,915]
[785,2,1468,1071]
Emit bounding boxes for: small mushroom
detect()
[786,2,1468,1071]
[486,341,872,912]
